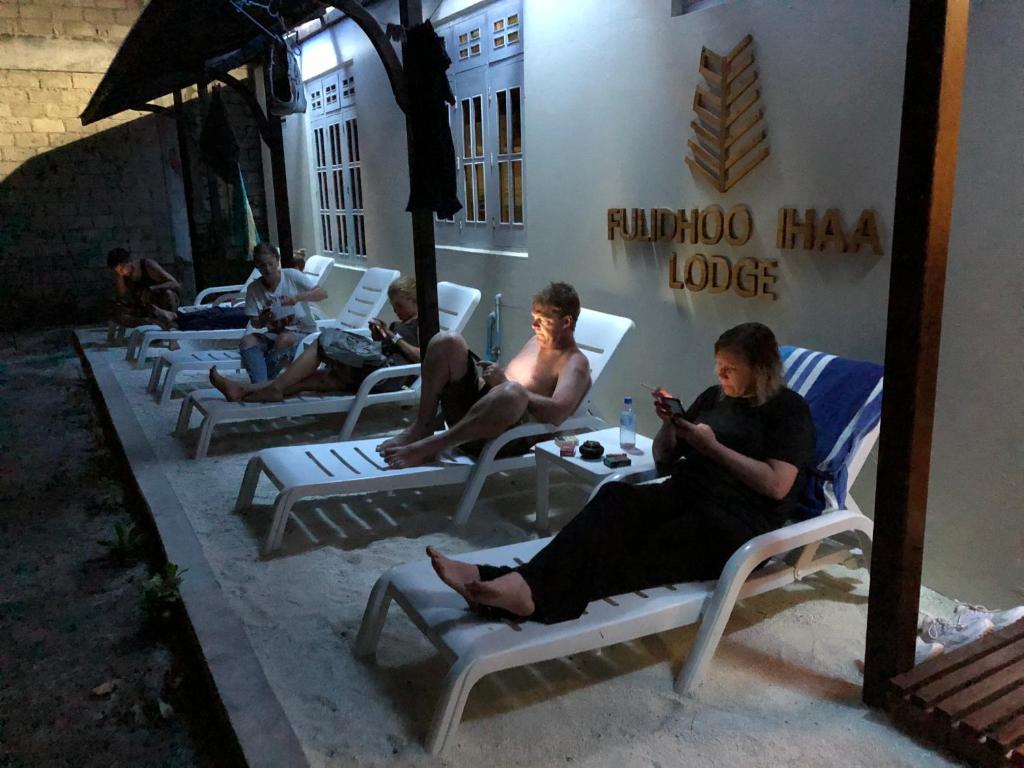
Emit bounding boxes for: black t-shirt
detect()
[383,316,420,366]
[669,385,816,534]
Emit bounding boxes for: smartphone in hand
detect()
[663,396,687,420]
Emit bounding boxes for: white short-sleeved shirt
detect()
[244,268,318,335]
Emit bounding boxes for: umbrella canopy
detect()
[80,0,323,125]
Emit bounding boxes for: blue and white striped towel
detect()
[781,346,884,519]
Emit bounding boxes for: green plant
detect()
[98,521,144,563]
[142,562,188,621]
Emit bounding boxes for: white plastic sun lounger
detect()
[233,308,634,554]
[190,267,261,308]
[147,266,400,405]
[125,256,335,368]
[174,281,481,458]
[354,346,884,754]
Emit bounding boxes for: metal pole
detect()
[400,0,441,355]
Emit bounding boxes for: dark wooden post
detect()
[399,0,441,355]
[862,0,969,706]
[197,82,226,264]
[172,90,202,291]
[262,65,295,265]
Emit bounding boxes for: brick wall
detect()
[0,0,269,330]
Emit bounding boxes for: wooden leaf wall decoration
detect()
[685,34,770,193]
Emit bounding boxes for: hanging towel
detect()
[781,346,884,519]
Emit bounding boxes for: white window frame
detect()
[307,66,367,261]
[435,0,526,257]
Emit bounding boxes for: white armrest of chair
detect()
[469,415,608,466]
[336,363,422,440]
[354,363,421,393]
[315,319,373,337]
[674,508,873,695]
[194,283,245,305]
[587,466,662,502]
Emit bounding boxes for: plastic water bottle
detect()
[619,397,636,450]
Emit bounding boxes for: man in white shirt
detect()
[239,243,328,382]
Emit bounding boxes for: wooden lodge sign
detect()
[607,35,885,300]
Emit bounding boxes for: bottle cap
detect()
[624,396,632,405]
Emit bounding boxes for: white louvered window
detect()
[435,0,525,256]
[307,66,367,260]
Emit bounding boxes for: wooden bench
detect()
[889,620,1024,767]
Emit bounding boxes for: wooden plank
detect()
[934,656,1024,724]
[892,621,1024,695]
[913,637,1024,705]
[863,0,970,704]
[993,712,1024,753]
[958,683,1024,738]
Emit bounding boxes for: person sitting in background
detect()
[427,322,816,624]
[108,247,181,328]
[209,276,421,402]
[239,242,327,383]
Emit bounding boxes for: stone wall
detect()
[0,0,268,330]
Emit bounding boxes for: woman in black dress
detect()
[429,322,816,624]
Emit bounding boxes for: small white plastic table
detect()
[533,426,656,532]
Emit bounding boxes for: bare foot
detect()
[426,546,479,607]
[376,425,432,454]
[151,306,177,331]
[209,366,249,402]
[465,573,535,618]
[382,436,442,468]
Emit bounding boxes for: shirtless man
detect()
[379,282,591,469]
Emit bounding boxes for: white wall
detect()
[287,0,1023,604]
[926,1,1024,605]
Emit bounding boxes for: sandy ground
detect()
[0,330,235,768]
[81,330,966,767]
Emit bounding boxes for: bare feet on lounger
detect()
[376,425,432,454]
[426,546,480,607]
[465,572,535,618]
[209,366,249,402]
[151,306,177,331]
[382,436,442,468]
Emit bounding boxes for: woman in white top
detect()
[240,243,328,382]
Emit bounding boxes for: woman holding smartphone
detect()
[427,322,817,624]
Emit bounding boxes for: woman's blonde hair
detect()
[714,322,784,405]
[387,276,417,304]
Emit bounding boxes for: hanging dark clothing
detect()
[403,21,463,219]
[200,88,240,183]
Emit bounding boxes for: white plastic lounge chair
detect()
[124,256,335,368]
[174,281,481,458]
[353,346,884,754]
[147,266,400,405]
[189,266,261,308]
[233,308,634,554]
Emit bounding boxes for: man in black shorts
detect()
[379,282,592,469]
